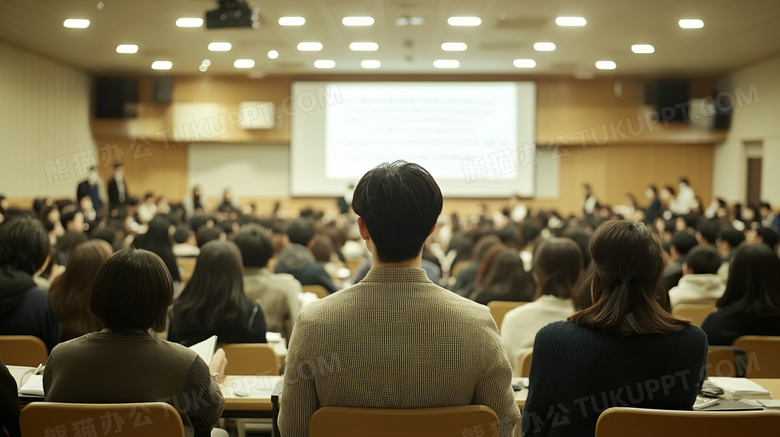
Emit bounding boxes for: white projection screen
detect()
[290,81,536,197]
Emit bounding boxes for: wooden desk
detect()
[220,375,280,418]
[515,378,780,411]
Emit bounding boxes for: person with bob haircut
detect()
[701,243,780,345]
[522,221,706,437]
[501,237,582,374]
[48,239,112,341]
[0,217,60,350]
[279,161,521,437]
[43,248,227,437]
[168,240,267,346]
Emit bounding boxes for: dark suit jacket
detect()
[107,177,127,206]
[76,181,103,211]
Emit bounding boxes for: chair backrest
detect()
[733,335,780,378]
[0,335,48,366]
[303,285,329,299]
[309,405,499,437]
[517,350,533,378]
[176,257,197,282]
[487,301,526,331]
[220,343,280,375]
[595,407,780,437]
[671,304,717,326]
[707,346,747,377]
[21,402,184,437]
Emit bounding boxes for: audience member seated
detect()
[695,219,719,247]
[168,241,267,346]
[279,161,520,437]
[135,217,180,283]
[468,245,535,305]
[49,240,112,341]
[196,224,225,249]
[172,224,200,258]
[232,224,301,340]
[0,217,61,350]
[274,218,338,294]
[501,237,582,374]
[137,192,158,224]
[701,243,780,345]
[522,220,706,437]
[668,245,725,307]
[43,248,226,437]
[747,225,779,252]
[0,360,20,437]
[716,226,746,282]
[663,231,698,291]
[519,219,542,271]
[55,230,87,267]
[451,234,500,296]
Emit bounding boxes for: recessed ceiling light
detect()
[234,59,255,69]
[342,16,374,26]
[63,19,90,29]
[433,59,460,69]
[151,61,172,70]
[278,16,305,26]
[198,65,208,73]
[447,16,481,26]
[267,50,279,59]
[631,44,655,54]
[208,42,232,52]
[361,60,381,69]
[555,16,586,26]
[116,44,138,54]
[176,17,203,28]
[396,16,424,26]
[349,42,379,51]
[533,42,556,51]
[201,59,211,67]
[679,19,704,29]
[297,42,323,51]
[314,60,336,69]
[513,59,536,68]
[595,60,617,70]
[441,42,467,51]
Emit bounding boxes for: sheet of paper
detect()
[19,374,44,396]
[6,365,37,389]
[189,335,217,364]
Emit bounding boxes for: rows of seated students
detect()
[1,177,780,436]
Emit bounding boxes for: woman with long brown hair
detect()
[49,239,112,341]
[522,220,706,437]
[468,245,535,305]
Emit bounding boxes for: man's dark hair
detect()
[286,218,316,246]
[685,246,722,275]
[671,231,698,256]
[352,161,443,263]
[196,225,223,249]
[173,224,192,244]
[719,227,745,249]
[0,217,51,275]
[232,224,274,268]
[60,210,81,229]
[519,219,542,247]
[696,219,719,245]
[756,226,779,250]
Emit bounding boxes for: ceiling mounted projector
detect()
[206,0,259,29]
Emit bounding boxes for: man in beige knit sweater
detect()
[279,161,520,437]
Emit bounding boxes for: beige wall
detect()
[0,41,95,199]
[713,54,780,205]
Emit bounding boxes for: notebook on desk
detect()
[19,374,44,397]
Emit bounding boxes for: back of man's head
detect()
[696,220,719,245]
[719,228,745,250]
[756,226,779,251]
[352,161,443,263]
[286,218,316,246]
[173,224,192,244]
[196,225,223,248]
[671,231,698,257]
[684,246,722,275]
[0,217,51,275]
[232,224,273,268]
